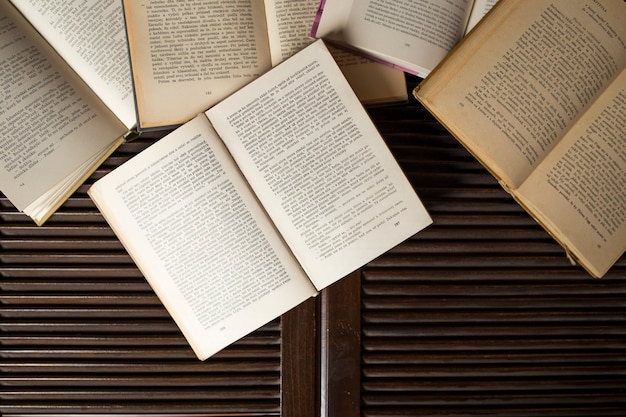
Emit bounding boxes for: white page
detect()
[11,0,136,129]
[89,115,317,360]
[207,40,432,289]
[314,0,474,77]
[0,4,127,212]
[312,0,354,37]
[265,0,321,65]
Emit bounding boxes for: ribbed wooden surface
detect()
[0,139,282,414]
[360,84,626,416]
[1,75,625,416]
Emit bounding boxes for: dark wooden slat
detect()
[1,374,279,387]
[363,337,626,351]
[321,271,361,417]
[1,387,279,400]
[0,348,278,360]
[0,359,280,374]
[0,403,281,415]
[282,297,318,417]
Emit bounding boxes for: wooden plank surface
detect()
[355,78,626,417]
[1,75,625,416]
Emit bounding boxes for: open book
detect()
[311,0,498,78]
[0,0,135,225]
[88,40,432,360]
[415,0,626,277]
[123,0,407,131]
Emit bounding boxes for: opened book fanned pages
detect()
[88,40,432,359]
[415,0,626,277]
[311,0,498,77]
[0,0,136,225]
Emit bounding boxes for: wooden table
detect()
[1,75,625,416]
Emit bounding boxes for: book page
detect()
[207,40,432,290]
[465,0,498,33]
[314,0,474,77]
[264,0,317,65]
[516,68,626,278]
[0,4,127,215]
[311,0,354,38]
[264,0,407,104]
[88,115,317,360]
[416,0,626,188]
[123,0,272,130]
[10,0,136,129]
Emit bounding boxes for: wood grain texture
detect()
[282,297,318,417]
[356,76,626,417]
[321,271,362,417]
[1,75,625,416]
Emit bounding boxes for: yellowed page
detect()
[123,0,272,130]
[23,135,125,226]
[516,68,626,277]
[207,40,432,290]
[11,0,136,129]
[88,114,317,360]
[0,3,127,220]
[417,0,626,189]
